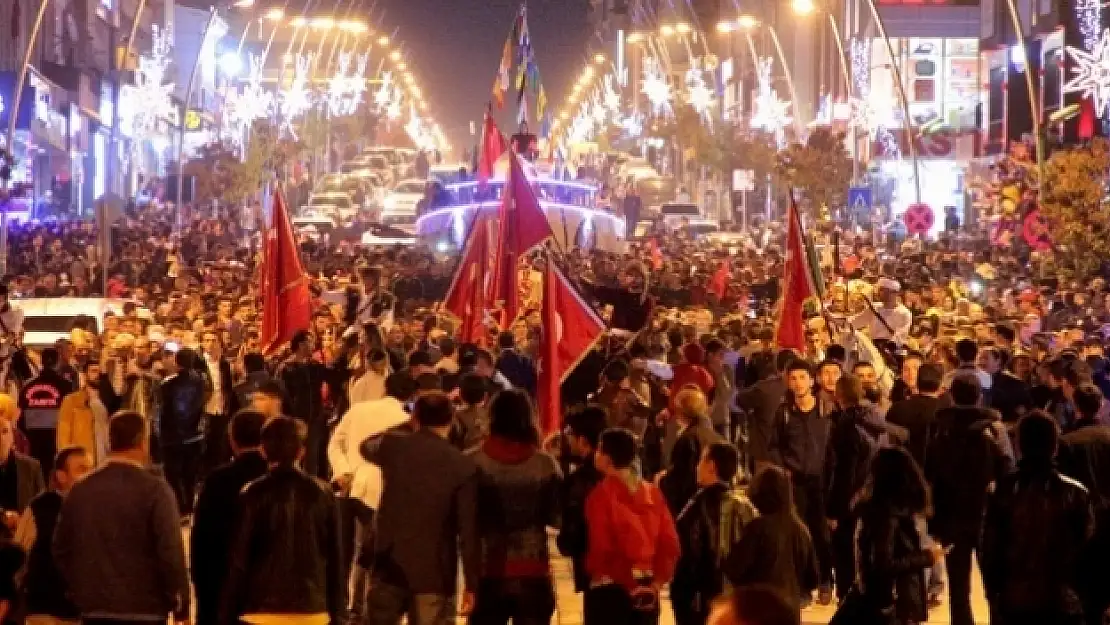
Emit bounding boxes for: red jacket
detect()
[585,473,680,591]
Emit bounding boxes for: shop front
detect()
[0,69,75,220]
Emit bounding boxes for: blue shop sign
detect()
[0,72,36,132]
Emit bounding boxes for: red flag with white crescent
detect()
[261,189,312,354]
[491,152,554,326]
[773,195,817,352]
[537,261,606,435]
[443,216,496,346]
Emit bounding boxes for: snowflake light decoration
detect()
[374,71,393,109]
[602,74,621,118]
[620,112,644,137]
[590,91,608,126]
[749,57,791,146]
[325,52,369,117]
[1076,0,1103,52]
[224,54,273,150]
[640,56,673,117]
[684,64,714,124]
[277,54,314,138]
[120,25,175,166]
[1064,27,1110,118]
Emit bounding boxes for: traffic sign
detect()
[903,202,935,236]
[847,186,872,215]
[732,169,755,192]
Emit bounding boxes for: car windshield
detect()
[25,316,91,333]
[309,195,352,208]
[394,182,426,194]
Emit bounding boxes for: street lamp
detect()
[290,15,308,27]
[310,16,335,30]
[219,51,243,76]
[389,49,402,62]
[660,24,675,37]
[265,7,285,20]
[626,32,645,44]
[593,53,606,64]
[377,35,390,46]
[675,22,692,35]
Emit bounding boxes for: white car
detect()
[381,179,428,226]
[303,192,357,222]
[360,224,417,247]
[18,297,133,348]
[292,212,338,241]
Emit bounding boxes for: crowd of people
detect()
[0,198,1100,625]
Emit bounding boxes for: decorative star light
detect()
[374,71,393,109]
[224,54,273,151]
[120,25,175,168]
[385,88,403,120]
[325,52,370,117]
[1065,28,1110,117]
[684,64,714,124]
[749,57,791,146]
[590,91,608,126]
[602,74,621,116]
[278,54,314,138]
[640,56,673,117]
[620,112,644,137]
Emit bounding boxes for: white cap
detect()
[877,277,901,292]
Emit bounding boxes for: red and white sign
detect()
[872,129,978,160]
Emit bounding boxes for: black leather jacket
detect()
[981,463,1094,618]
[855,501,934,624]
[671,482,732,609]
[159,371,207,445]
[220,466,345,624]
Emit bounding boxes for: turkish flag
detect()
[537,261,606,435]
[261,188,312,354]
[443,216,496,346]
[476,109,507,187]
[773,195,818,352]
[491,152,553,325]
[708,261,730,300]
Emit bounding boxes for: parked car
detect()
[302,192,357,222]
[381,179,428,227]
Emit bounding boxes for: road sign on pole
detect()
[732,169,755,192]
[847,186,872,216]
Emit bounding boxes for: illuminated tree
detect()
[775,128,853,216]
[1039,137,1110,277]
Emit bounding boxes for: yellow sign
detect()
[184,110,202,131]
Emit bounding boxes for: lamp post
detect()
[1001,0,1044,180]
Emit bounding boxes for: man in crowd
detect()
[18,347,73,478]
[0,416,45,517]
[159,348,207,519]
[221,416,345,625]
[190,409,268,625]
[557,406,606,613]
[927,374,1015,625]
[278,330,351,478]
[17,445,92,625]
[361,391,479,625]
[201,330,234,473]
[54,411,190,625]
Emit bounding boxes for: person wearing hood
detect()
[467,389,562,625]
[925,374,1014,625]
[823,374,891,601]
[584,428,680,625]
[982,411,1094,625]
[658,387,724,516]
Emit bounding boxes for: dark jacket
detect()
[54,461,190,621]
[722,511,818,609]
[671,482,755,609]
[24,490,74,617]
[854,501,934,624]
[495,350,537,396]
[220,466,345,623]
[468,436,562,579]
[769,398,832,478]
[1058,423,1110,512]
[660,420,723,515]
[981,462,1094,620]
[190,450,268,625]
[18,369,73,431]
[231,372,283,417]
[555,457,603,592]
[885,394,951,470]
[824,405,888,521]
[990,371,1033,424]
[925,405,1015,544]
[279,359,349,425]
[159,370,207,445]
[0,451,44,513]
[736,375,787,465]
[360,428,480,594]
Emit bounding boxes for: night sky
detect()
[379,0,591,155]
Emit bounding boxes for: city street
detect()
[548,542,990,625]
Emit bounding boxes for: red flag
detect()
[476,110,507,186]
[538,261,606,435]
[443,216,496,346]
[708,261,730,300]
[773,195,818,351]
[491,152,554,325]
[261,189,312,354]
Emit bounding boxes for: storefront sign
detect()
[871,128,977,159]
